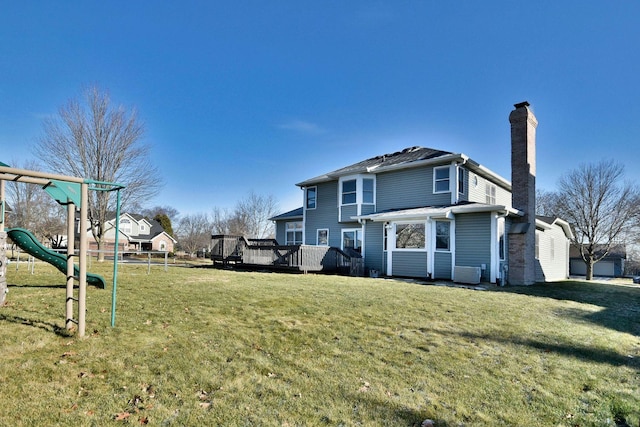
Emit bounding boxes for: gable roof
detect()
[296,146,511,189]
[109,213,177,243]
[535,215,574,239]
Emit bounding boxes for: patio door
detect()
[342,228,362,254]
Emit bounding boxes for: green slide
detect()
[7,228,106,289]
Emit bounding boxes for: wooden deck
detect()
[211,235,364,276]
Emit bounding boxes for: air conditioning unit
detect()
[453,266,482,285]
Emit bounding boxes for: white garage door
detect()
[570,259,615,277]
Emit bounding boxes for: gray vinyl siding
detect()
[364,221,384,273]
[377,165,451,211]
[340,205,358,222]
[455,213,493,281]
[467,171,511,208]
[361,204,376,216]
[275,222,285,244]
[304,181,342,246]
[535,225,569,282]
[434,251,452,279]
[392,251,428,278]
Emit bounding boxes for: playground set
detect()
[0,162,124,337]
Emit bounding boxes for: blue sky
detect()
[2,2,639,216]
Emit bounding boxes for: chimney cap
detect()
[514,101,530,109]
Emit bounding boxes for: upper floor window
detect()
[140,224,146,232]
[363,178,374,204]
[306,186,317,209]
[285,222,303,245]
[458,168,465,194]
[339,175,375,206]
[435,221,450,251]
[485,183,497,204]
[342,179,357,204]
[396,223,425,249]
[119,218,132,233]
[434,166,450,193]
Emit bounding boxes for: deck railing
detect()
[211,235,363,276]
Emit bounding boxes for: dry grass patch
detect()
[1,262,639,426]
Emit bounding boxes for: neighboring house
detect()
[271,102,572,285]
[569,243,626,277]
[96,213,177,253]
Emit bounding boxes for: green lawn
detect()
[1,261,639,426]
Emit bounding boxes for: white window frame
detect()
[457,167,465,195]
[119,218,132,234]
[433,166,450,194]
[285,221,303,245]
[338,175,376,208]
[306,186,317,210]
[394,222,427,251]
[341,228,363,252]
[317,228,329,246]
[485,183,497,204]
[498,217,506,261]
[434,220,451,252]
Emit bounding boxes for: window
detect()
[140,224,146,232]
[306,187,317,209]
[434,166,450,193]
[339,175,376,207]
[119,218,132,233]
[435,221,450,251]
[342,229,362,252]
[396,223,425,249]
[286,222,303,245]
[317,229,328,246]
[159,241,167,251]
[342,179,357,204]
[458,168,465,194]
[363,178,374,204]
[498,218,505,260]
[485,183,497,204]
[383,222,389,251]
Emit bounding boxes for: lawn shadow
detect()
[455,330,640,369]
[0,313,72,337]
[7,283,67,289]
[489,280,640,337]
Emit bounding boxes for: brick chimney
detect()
[508,101,537,285]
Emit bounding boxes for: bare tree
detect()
[176,212,211,257]
[210,192,278,238]
[5,160,67,246]
[535,188,560,217]
[34,85,162,260]
[554,160,640,280]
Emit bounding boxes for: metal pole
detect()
[147,252,151,275]
[111,189,121,327]
[66,203,75,330]
[164,251,168,272]
[78,183,88,337]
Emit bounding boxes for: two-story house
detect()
[97,213,177,253]
[272,102,572,285]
